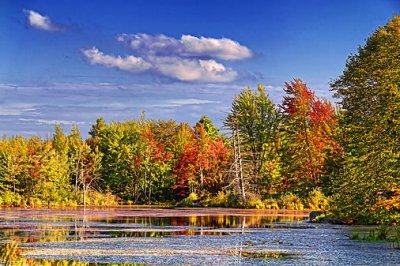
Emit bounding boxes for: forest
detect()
[0,16,399,225]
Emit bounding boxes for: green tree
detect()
[36,140,71,206]
[225,84,282,197]
[195,116,220,140]
[68,125,84,194]
[331,16,400,223]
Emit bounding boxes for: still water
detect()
[0,208,398,265]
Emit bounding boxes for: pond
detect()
[0,207,398,265]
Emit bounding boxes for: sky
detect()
[0,0,399,137]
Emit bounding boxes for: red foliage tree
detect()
[281,79,339,191]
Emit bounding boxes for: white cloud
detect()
[83,33,253,82]
[81,48,237,82]
[82,47,152,72]
[181,35,253,60]
[151,56,237,82]
[117,33,253,60]
[117,33,182,56]
[24,9,62,31]
[0,82,295,137]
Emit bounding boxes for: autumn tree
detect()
[281,79,338,195]
[80,144,102,207]
[0,137,27,204]
[173,117,230,198]
[331,16,400,223]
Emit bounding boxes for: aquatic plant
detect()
[350,224,400,247]
[0,239,20,265]
[240,250,295,259]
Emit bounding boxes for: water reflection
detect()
[0,210,307,243]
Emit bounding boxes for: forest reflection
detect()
[0,215,306,243]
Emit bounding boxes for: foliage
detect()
[0,83,339,211]
[278,193,304,210]
[173,118,230,198]
[245,193,266,209]
[225,84,282,199]
[178,192,199,207]
[263,198,279,210]
[281,79,339,195]
[331,16,400,224]
[305,188,330,211]
[208,190,241,207]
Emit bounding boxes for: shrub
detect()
[61,199,78,207]
[245,193,265,209]
[263,198,279,210]
[81,191,119,206]
[210,191,229,207]
[0,191,22,206]
[279,193,304,210]
[178,192,199,207]
[306,188,330,210]
[28,197,43,207]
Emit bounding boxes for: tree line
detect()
[0,81,338,211]
[0,16,399,224]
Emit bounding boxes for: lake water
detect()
[0,207,398,265]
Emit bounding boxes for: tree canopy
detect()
[331,16,400,224]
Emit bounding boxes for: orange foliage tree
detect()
[281,79,339,194]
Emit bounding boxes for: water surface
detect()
[0,207,398,265]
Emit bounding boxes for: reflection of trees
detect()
[1,215,305,241]
[1,226,72,243]
[0,214,305,242]
[184,215,303,229]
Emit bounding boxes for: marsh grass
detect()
[0,239,20,265]
[350,224,400,248]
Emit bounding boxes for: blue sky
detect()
[0,0,398,137]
